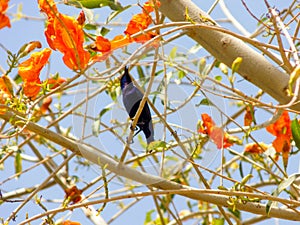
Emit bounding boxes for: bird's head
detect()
[120,66,132,90]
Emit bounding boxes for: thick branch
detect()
[159,0,299,110]
[1,110,300,222]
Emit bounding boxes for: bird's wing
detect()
[122,83,143,115]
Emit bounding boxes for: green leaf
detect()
[292,118,300,150]
[218,62,228,75]
[169,46,177,59]
[14,150,22,178]
[137,65,145,80]
[178,70,186,79]
[146,140,167,153]
[106,5,131,23]
[111,91,118,101]
[16,3,23,21]
[231,57,243,75]
[266,174,300,215]
[212,217,224,225]
[100,27,110,36]
[239,160,244,178]
[214,75,222,81]
[14,74,23,84]
[132,155,146,168]
[100,107,111,118]
[188,44,202,54]
[199,57,206,74]
[137,135,147,149]
[227,207,241,219]
[92,119,101,136]
[240,174,253,187]
[93,107,111,136]
[217,186,228,191]
[66,0,124,10]
[144,209,155,224]
[84,24,97,30]
[195,98,213,106]
[193,143,202,157]
[288,66,300,96]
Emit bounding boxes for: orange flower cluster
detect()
[38,0,90,71]
[198,113,234,149]
[266,110,291,167]
[0,0,11,29]
[94,0,160,54]
[18,48,52,99]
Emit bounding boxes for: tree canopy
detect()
[0,0,300,224]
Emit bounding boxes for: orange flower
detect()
[133,31,158,44]
[244,143,267,154]
[61,221,81,225]
[47,77,66,89]
[110,35,132,50]
[94,35,132,53]
[91,1,160,60]
[37,0,58,18]
[64,186,82,205]
[244,105,254,126]
[143,0,161,13]
[124,1,160,43]
[124,13,152,36]
[38,0,90,71]
[198,113,234,149]
[0,0,11,29]
[18,48,51,81]
[40,97,52,114]
[18,48,52,98]
[95,36,111,53]
[198,113,215,135]
[31,97,53,122]
[19,41,42,57]
[23,80,42,99]
[33,96,52,120]
[0,76,12,104]
[76,10,85,26]
[46,14,90,70]
[266,111,291,167]
[92,35,132,62]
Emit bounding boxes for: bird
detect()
[120,66,154,144]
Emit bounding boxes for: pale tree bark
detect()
[159,0,298,110]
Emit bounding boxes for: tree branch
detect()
[159,0,299,110]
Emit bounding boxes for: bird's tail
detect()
[145,120,155,144]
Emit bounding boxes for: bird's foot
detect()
[130,124,138,131]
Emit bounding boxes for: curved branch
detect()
[159,0,300,110]
[1,110,300,222]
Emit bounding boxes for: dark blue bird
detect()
[120,67,154,144]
